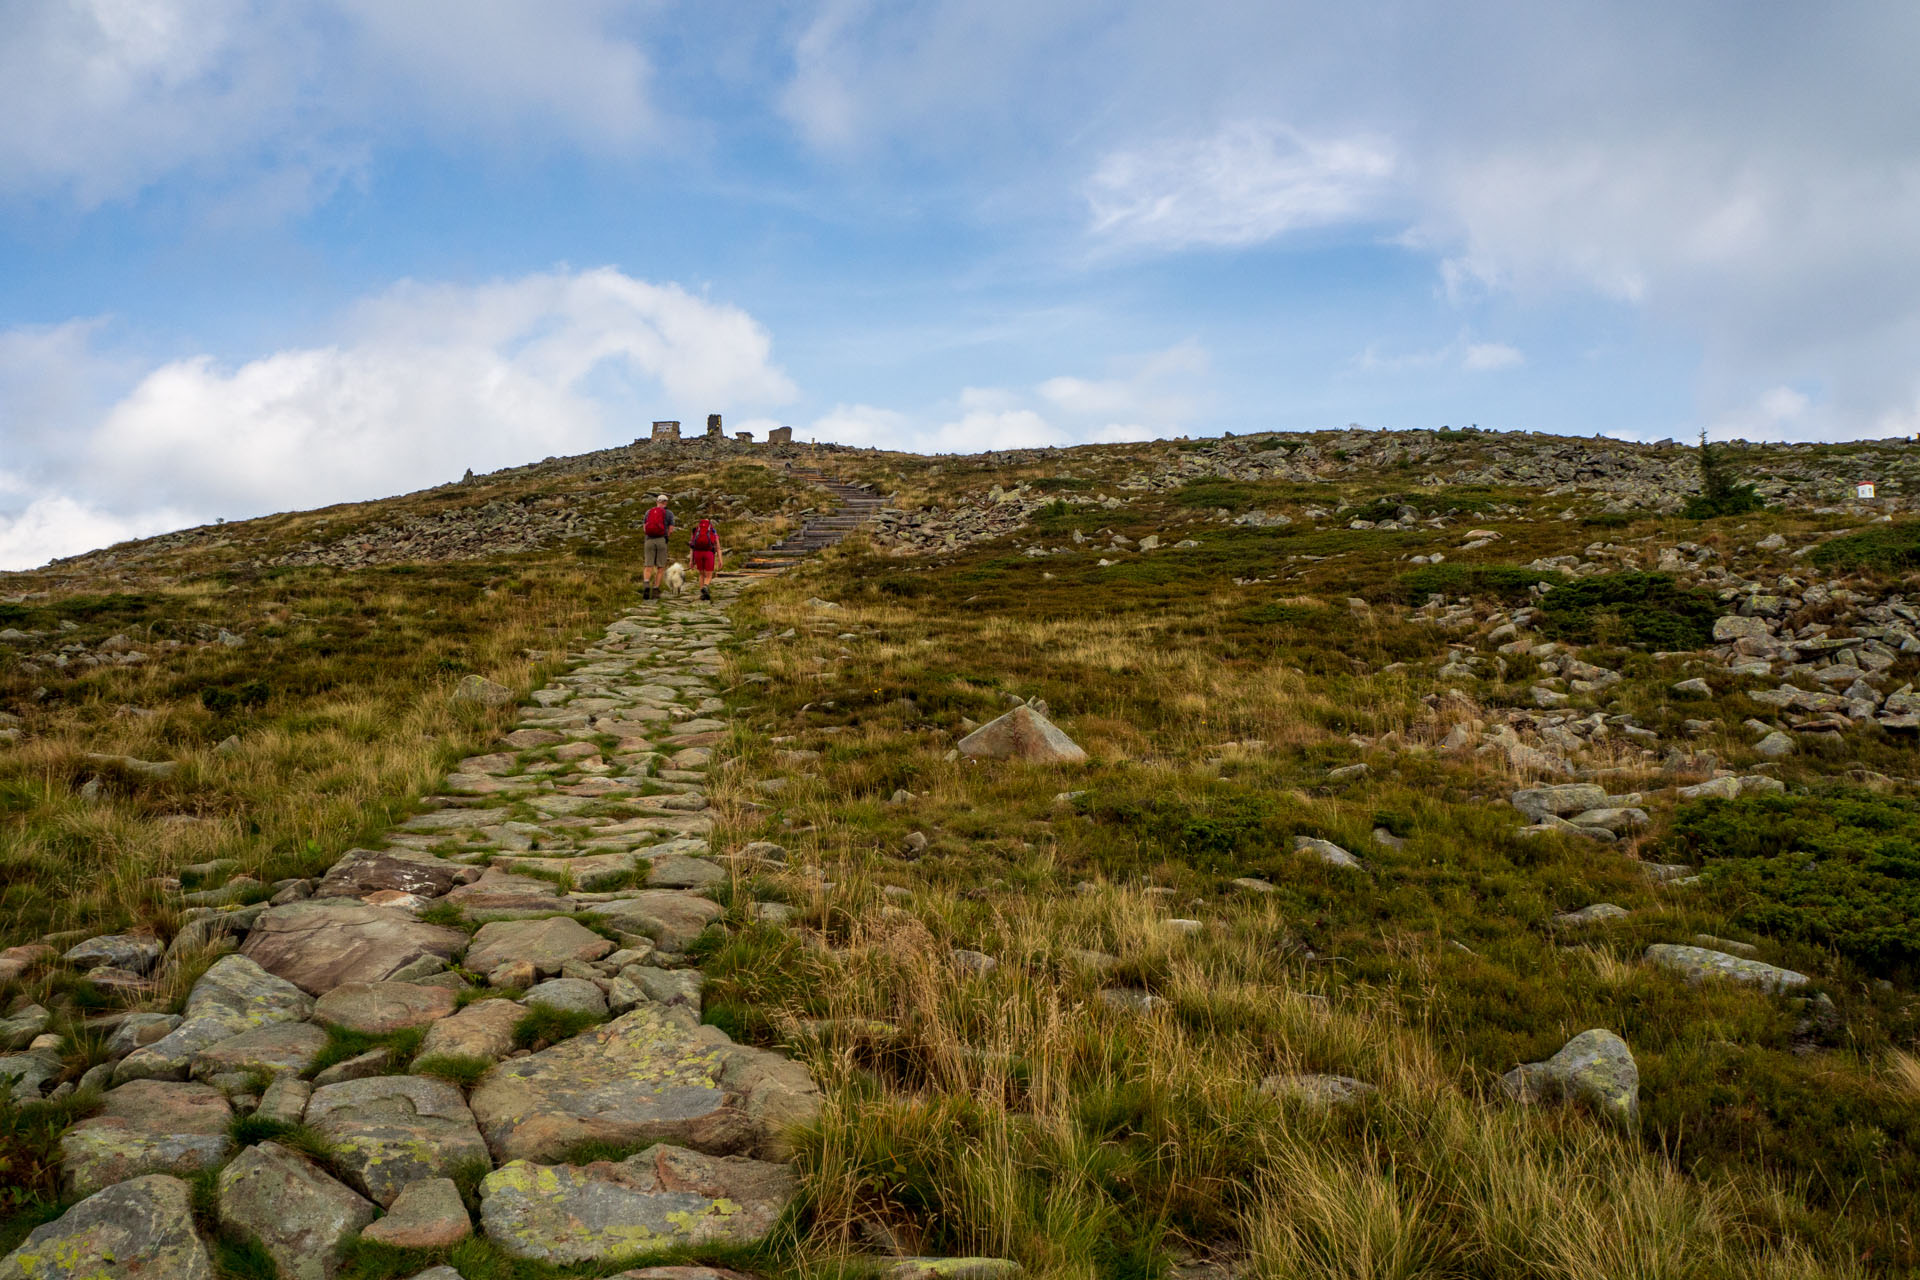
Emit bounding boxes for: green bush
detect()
[1809,523,1920,573]
[1664,790,1920,980]
[1169,480,1270,512]
[1392,564,1565,605]
[1538,572,1717,649]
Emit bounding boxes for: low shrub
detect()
[1537,572,1717,649]
[1809,523,1920,574]
[1392,564,1564,605]
[1664,790,1920,980]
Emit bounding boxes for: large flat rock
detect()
[478,1144,795,1263]
[58,1081,234,1196]
[241,901,468,995]
[416,997,524,1066]
[589,891,724,952]
[0,1174,212,1280]
[315,850,466,901]
[191,1021,329,1081]
[314,981,459,1034]
[468,1007,820,1163]
[466,917,613,977]
[305,1076,491,1206]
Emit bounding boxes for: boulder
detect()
[524,977,608,1017]
[305,1076,491,1207]
[103,1013,180,1058]
[1643,944,1810,992]
[217,1142,375,1280]
[63,934,163,975]
[443,868,573,915]
[415,998,524,1066]
[465,917,613,977]
[452,675,516,708]
[314,981,459,1034]
[257,1075,312,1125]
[468,1006,819,1163]
[1258,1073,1376,1107]
[478,1144,795,1262]
[115,957,313,1085]
[1552,903,1630,927]
[607,966,702,1022]
[58,1080,234,1195]
[1713,615,1772,642]
[360,1177,472,1249]
[0,1003,51,1051]
[1500,1028,1639,1126]
[1294,836,1363,869]
[241,902,468,995]
[1755,731,1796,759]
[316,851,465,901]
[0,1174,212,1280]
[1509,784,1608,822]
[956,706,1087,764]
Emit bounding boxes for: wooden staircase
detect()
[739,470,884,573]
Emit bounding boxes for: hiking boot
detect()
[700,587,711,601]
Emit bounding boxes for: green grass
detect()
[410,1054,494,1088]
[511,1005,603,1049]
[306,1025,427,1078]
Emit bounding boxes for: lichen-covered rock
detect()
[103,1013,181,1058]
[956,706,1087,763]
[588,892,725,952]
[465,917,613,977]
[63,934,163,975]
[452,675,516,708]
[468,1006,819,1163]
[241,902,469,995]
[316,851,466,901]
[191,1021,330,1081]
[415,997,524,1066]
[304,1076,490,1206]
[359,1176,472,1249]
[1258,1073,1377,1107]
[1643,943,1810,992]
[314,981,459,1034]
[1500,1028,1639,1126]
[478,1144,795,1262]
[524,977,608,1017]
[217,1142,375,1280]
[1552,903,1630,927]
[1294,836,1363,869]
[0,1003,50,1051]
[0,1174,212,1280]
[1509,784,1608,822]
[59,1080,234,1195]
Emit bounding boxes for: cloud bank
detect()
[0,268,795,569]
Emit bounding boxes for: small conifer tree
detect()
[1683,429,1765,518]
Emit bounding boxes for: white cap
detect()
[656,494,669,503]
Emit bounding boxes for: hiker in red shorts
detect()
[688,516,722,601]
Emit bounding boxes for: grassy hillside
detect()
[4,430,1920,1278]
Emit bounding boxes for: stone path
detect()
[1,581,828,1279]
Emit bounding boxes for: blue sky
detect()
[3,1,1917,568]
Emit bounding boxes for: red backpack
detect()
[691,519,719,551]
[644,506,669,536]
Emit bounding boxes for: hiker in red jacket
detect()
[689,516,722,601]
[641,494,674,600]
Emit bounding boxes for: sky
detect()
[3,2,1919,569]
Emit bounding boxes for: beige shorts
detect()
[643,536,670,567]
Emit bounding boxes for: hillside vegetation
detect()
[2,428,1918,1280]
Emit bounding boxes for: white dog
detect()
[662,561,687,596]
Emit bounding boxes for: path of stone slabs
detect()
[0,582,826,1280]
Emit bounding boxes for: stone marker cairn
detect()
[651,419,681,443]
[736,431,754,443]
[768,425,793,445]
[706,414,723,438]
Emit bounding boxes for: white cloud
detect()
[1462,342,1524,372]
[0,0,659,206]
[0,496,198,573]
[1087,121,1396,250]
[0,267,794,569]
[1352,337,1524,376]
